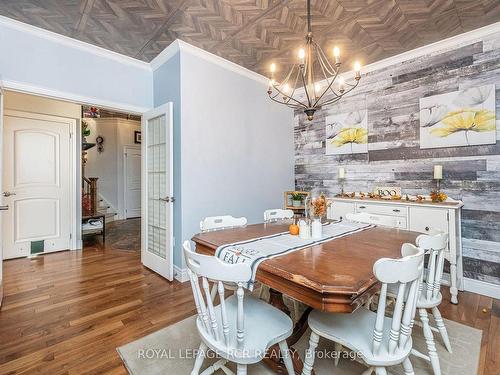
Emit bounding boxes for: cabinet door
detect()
[409,206,448,234]
[329,201,355,221]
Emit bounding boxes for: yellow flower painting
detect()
[431,109,496,145]
[326,110,368,155]
[419,84,496,149]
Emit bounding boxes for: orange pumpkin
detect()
[289,224,299,235]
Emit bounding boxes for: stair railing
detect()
[82,177,99,216]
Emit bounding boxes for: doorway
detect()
[81,107,142,247]
[124,145,141,219]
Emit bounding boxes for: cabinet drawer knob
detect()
[359,206,366,209]
[425,226,430,231]
[393,209,400,213]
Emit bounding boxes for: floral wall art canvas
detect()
[419,84,496,149]
[325,110,368,155]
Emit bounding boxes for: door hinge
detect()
[70,233,72,239]
[70,132,73,139]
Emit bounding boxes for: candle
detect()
[434,165,443,179]
[333,46,340,65]
[338,167,345,179]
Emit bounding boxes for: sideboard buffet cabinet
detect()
[328,196,464,304]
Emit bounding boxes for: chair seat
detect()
[387,282,442,308]
[308,307,412,366]
[197,294,293,365]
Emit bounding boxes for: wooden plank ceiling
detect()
[1,0,499,76]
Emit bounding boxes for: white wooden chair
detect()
[200,215,247,232]
[200,215,248,301]
[301,243,424,375]
[183,241,295,375]
[388,230,452,375]
[263,209,294,223]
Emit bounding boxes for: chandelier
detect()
[267,0,361,121]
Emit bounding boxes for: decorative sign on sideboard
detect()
[374,186,401,197]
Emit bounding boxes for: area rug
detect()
[118,313,481,375]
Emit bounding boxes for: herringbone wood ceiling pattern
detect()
[1,0,499,75]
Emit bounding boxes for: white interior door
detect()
[141,103,173,281]
[124,145,141,219]
[2,110,72,259]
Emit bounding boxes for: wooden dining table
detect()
[192,221,419,375]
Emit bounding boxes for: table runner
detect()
[215,220,374,287]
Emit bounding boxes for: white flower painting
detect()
[325,110,368,155]
[419,84,497,149]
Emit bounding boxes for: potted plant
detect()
[291,192,303,207]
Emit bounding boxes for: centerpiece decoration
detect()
[307,193,329,239]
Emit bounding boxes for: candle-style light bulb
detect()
[283,83,291,93]
[354,61,361,79]
[270,63,276,74]
[333,46,340,64]
[298,48,306,64]
[314,83,321,93]
[338,76,345,92]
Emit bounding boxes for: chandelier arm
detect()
[299,67,313,107]
[268,94,304,109]
[319,79,360,107]
[272,84,308,109]
[313,63,341,107]
[318,96,343,107]
[315,49,342,99]
[314,42,338,77]
[285,66,303,105]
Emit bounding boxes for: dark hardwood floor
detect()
[0,219,498,374]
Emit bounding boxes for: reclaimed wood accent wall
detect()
[294,31,500,286]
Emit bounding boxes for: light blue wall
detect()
[153,52,183,267]
[0,20,152,111]
[179,49,295,263]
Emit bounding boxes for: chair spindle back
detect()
[416,230,448,300]
[183,241,251,348]
[372,243,424,357]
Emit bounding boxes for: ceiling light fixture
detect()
[267,0,362,121]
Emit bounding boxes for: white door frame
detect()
[2,109,78,254]
[141,102,174,281]
[1,86,145,252]
[123,144,141,219]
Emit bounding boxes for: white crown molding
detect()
[173,265,189,283]
[0,15,150,71]
[150,40,181,71]
[297,21,500,95]
[463,277,500,300]
[177,40,269,85]
[151,39,269,85]
[3,79,149,115]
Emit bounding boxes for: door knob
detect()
[0,205,8,211]
[159,197,170,202]
[2,192,16,197]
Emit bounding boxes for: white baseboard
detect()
[463,277,500,300]
[174,265,189,283]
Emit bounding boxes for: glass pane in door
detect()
[147,115,167,259]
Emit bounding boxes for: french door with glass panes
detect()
[141,103,173,281]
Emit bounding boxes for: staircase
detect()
[97,195,118,224]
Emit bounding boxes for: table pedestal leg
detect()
[263,289,315,375]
